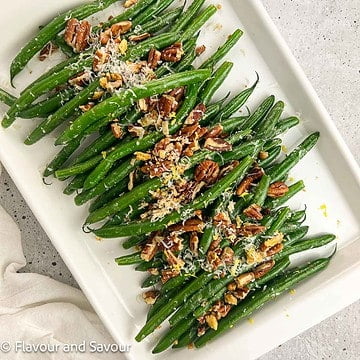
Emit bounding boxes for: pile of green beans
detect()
[0,0,337,355]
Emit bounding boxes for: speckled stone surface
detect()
[0,0,359,358]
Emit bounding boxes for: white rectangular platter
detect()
[0,1,360,359]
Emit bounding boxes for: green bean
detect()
[264,180,305,209]
[256,100,285,138]
[126,236,149,252]
[199,62,234,105]
[258,145,281,168]
[92,156,253,235]
[267,132,320,182]
[172,0,205,33]
[147,288,178,320]
[0,87,16,106]
[20,88,75,119]
[252,174,271,206]
[132,0,176,26]
[195,256,333,347]
[3,57,92,128]
[81,81,201,190]
[142,274,161,288]
[288,209,306,223]
[284,226,309,245]
[135,257,162,271]
[199,225,216,256]
[275,234,336,260]
[135,271,214,341]
[179,6,218,42]
[263,138,282,151]
[52,36,74,57]
[115,252,143,265]
[75,158,139,206]
[55,69,210,146]
[172,326,197,349]
[274,116,300,137]
[25,80,100,144]
[10,0,118,81]
[217,74,259,120]
[63,173,89,195]
[200,29,243,70]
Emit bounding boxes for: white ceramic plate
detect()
[0,1,359,359]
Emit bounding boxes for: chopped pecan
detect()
[129,32,151,42]
[267,181,289,198]
[160,233,184,252]
[110,21,132,36]
[64,18,91,53]
[238,223,266,237]
[224,292,238,305]
[235,272,255,288]
[124,0,137,7]
[189,232,199,256]
[266,243,284,257]
[110,123,123,139]
[195,45,206,56]
[243,204,263,220]
[194,160,220,185]
[105,73,123,91]
[182,140,200,157]
[135,151,151,161]
[253,260,275,279]
[93,48,109,72]
[142,290,159,305]
[161,268,180,283]
[39,42,58,61]
[204,138,232,152]
[207,250,221,270]
[197,325,206,336]
[147,267,159,276]
[128,125,145,138]
[168,87,185,102]
[141,235,160,261]
[205,314,218,330]
[221,247,234,265]
[169,218,205,232]
[216,303,231,318]
[213,212,231,227]
[261,232,284,251]
[161,42,184,62]
[148,48,161,69]
[209,235,221,251]
[219,160,239,178]
[92,90,104,100]
[158,95,178,117]
[164,250,185,269]
[79,103,94,112]
[236,177,254,196]
[68,71,91,87]
[206,124,223,139]
[138,98,149,112]
[245,246,264,264]
[233,286,250,300]
[258,150,269,160]
[185,103,206,124]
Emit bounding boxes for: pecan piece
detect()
[168,87,185,102]
[148,48,161,69]
[235,272,255,288]
[169,218,205,232]
[128,125,145,138]
[161,268,180,283]
[164,250,185,269]
[141,235,161,261]
[39,42,58,61]
[267,181,289,198]
[221,247,234,265]
[195,45,206,56]
[68,71,91,88]
[142,290,159,305]
[207,250,221,270]
[238,223,266,237]
[227,282,237,291]
[110,123,123,139]
[204,138,232,152]
[79,103,94,112]
[93,49,109,72]
[189,232,199,256]
[260,232,284,251]
[110,21,132,36]
[213,212,231,227]
[266,243,284,257]
[243,204,263,220]
[158,95,178,117]
[219,160,239,178]
[194,160,220,185]
[129,32,151,42]
[258,150,269,160]
[206,124,223,138]
[236,176,254,196]
[233,286,250,300]
[64,18,91,53]
[253,260,275,279]
[124,0,137,7]
[161,42,184,62]
[185,103,206,124]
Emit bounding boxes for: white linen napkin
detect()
[0,165,122,359]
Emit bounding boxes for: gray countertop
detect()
[0,0,359,358]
